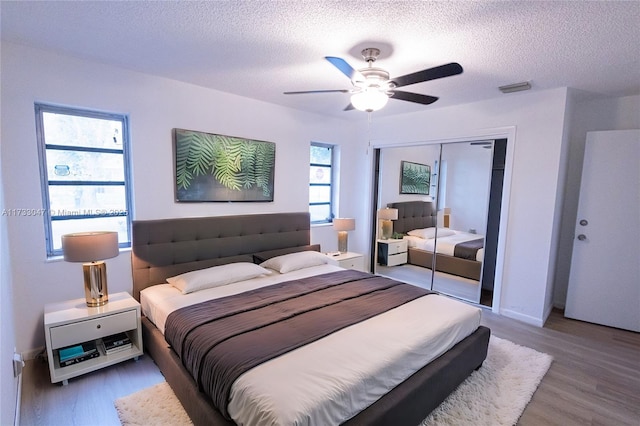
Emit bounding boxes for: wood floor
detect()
[19,309,639,426]
[484,309,639,425]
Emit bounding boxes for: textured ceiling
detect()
[1,1,639,119]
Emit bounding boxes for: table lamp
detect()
[62,231,119,307]
[333,218,356,253]
[378,208,398,240]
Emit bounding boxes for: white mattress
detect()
[141,264,481,426]
[404,231,485,262]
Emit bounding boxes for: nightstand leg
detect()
[62,379,68,386]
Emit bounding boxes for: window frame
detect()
[35,103,134,257]
[309,142,335,225]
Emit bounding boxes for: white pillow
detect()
[166,262,271,294]
[407,227,456,239]
[260,251,335,274]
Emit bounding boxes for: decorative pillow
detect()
[407,227,456,239]
[260,251,335,274]
[166,262,271,294]
[252,244,321,264]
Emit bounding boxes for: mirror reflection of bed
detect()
[374,139,505,307]
[377,201,494,307]
[378,262,486,304]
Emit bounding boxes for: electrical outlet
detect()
[13,352,24,378]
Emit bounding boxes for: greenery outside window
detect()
[309,143,335,224]
[35,104,133,257]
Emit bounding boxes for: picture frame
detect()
[174,128,276,202]
[400,161,431,195]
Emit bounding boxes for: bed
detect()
[131,212,490,426]
[389,201,484,282]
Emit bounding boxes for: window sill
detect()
[311,222,333,228]
[45,247,131,263]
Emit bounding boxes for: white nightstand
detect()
[377,239,408,266]
[331,252,365,272]
[44,292,143,385]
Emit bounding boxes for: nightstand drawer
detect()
[387,252,408,266]
[338,256,364,271]
[49,309,137,349]
[385,240,407,255]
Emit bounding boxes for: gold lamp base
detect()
[83,261,109,307]
[337,231,349,253]
[381,219,393,240]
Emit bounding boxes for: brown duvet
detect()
[164,269,434,420]
[453,238,484,260]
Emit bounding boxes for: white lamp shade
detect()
[378,208,398,221]
[350,89,389,112]
[332,218,356,232]
[62,231,119,262]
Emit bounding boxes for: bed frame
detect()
[390,201,483,281]
[131,212,490,426]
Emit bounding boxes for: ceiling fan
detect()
[284,48,463,112]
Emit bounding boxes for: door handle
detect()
[577,234,587,241]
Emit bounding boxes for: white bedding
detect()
[141,264,481,426]
[404,231,485,262]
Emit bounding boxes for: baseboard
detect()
[542,303,554,325]
[14,346,44,425]
[499,308,545,327]
[14,369,22,426]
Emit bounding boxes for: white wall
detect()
[330,128,373,265]
[553,94,640,307]
[352,88,571,326]
[439,142,492,233]
[0,128,18,426]
[1,42,357,353]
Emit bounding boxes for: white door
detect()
[565,130,640,332]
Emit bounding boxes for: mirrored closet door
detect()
[429,141,492,304]
[373,139,503,307]
[374,144,440,291]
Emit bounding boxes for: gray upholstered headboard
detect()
[131,212,317,300]
[388,201,436,234]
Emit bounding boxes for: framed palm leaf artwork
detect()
[174,128,275,202]
[400,161,430,195]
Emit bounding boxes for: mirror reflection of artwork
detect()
[400,161,430,195]
[174,129,275,202]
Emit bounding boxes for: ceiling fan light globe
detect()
[351,90,389,112]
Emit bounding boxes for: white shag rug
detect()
[421,336,552,425]
[115,336,552,426]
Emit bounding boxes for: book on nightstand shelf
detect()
[101,332,132,354]
[101,342,132,355]
[58,341,99,367]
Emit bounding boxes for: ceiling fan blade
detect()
[284,89,350,95]
[325,56,366,82]
[392,63,463,88]
[390,90,439,105]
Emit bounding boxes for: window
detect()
[35,104,133,257]
[309,143,335,224]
